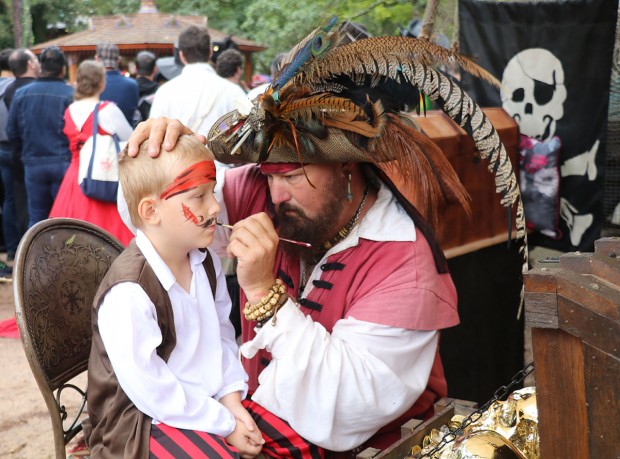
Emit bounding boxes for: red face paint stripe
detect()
[160,160,216,200]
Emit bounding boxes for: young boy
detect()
[86,136,264,458]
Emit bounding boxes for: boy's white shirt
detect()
[97,230,248,437]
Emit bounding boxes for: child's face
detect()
[157,158,220,249]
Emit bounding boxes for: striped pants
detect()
[149,400,323,459]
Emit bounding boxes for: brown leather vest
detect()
[85,241,215,458]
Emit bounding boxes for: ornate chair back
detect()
[13,218,124,459]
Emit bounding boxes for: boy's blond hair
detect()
[119,135,215,228]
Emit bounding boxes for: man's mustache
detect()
[277,203,305,218]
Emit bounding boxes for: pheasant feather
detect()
[289,36,500,91]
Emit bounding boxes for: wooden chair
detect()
[13,218,124,459]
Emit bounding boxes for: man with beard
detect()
[124,20,522,458]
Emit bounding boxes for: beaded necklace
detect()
[322,185,370,251]
[299,185,370,294]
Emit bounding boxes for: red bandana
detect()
[160,160,216,200]
[259,163,303,175]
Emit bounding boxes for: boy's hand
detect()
[225,416,263,459]
[219,392,264,453]
[127,117,206,158]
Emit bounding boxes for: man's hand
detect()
[127,117,206,158]
[226,213,278,304]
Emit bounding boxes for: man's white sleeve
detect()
[241,302,437,451]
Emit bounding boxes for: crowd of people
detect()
[0,26,256,279]
[0,19,517,459]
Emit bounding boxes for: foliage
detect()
[0,0,12,49]
[238,0,435,73]
[0,0,459,74]
[77,0,141,17]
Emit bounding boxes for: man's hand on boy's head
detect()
[127,117,206,158]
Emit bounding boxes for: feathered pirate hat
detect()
[208,18,527,278]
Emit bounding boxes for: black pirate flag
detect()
[459,0,617,251]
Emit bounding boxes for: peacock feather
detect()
[270,16,340,95]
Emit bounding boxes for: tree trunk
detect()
[12,0,23,47]
[419,0,439,40]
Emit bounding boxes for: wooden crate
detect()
[524,237,620,458]
[356,398,477,459]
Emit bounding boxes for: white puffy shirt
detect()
[97,230,248,437]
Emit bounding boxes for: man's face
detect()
[27,51,40,77]
[265,163,347,257]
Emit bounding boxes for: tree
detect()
[0,0,458,69]
[11,0,22,47]
[238,0,427,73]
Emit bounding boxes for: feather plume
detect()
[289,36,500,92]
[375,114,471,232]
[271,16,340,91]
[278,94,368,121]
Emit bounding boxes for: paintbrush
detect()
[216,222,312,248]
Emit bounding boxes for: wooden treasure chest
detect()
[524,237,620,458]
[387,107,520,257]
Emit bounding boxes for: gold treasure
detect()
[407,387,538,459]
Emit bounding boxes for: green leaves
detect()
[0,0,456,75]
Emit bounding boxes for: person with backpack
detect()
[49,60,134,246]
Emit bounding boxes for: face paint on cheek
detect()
[160,160,216,200]
[181,203,217,228]
[181,202,201,225]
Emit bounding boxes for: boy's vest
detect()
[85,241,216,459]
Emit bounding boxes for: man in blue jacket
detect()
[6,46,73,227]
[96,42,139,126]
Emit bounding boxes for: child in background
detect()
[49,60,134,246]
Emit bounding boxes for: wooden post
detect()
[67,52,79,84]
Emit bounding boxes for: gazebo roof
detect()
[31,11,265,54]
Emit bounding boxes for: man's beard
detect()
[275,179,346,260]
